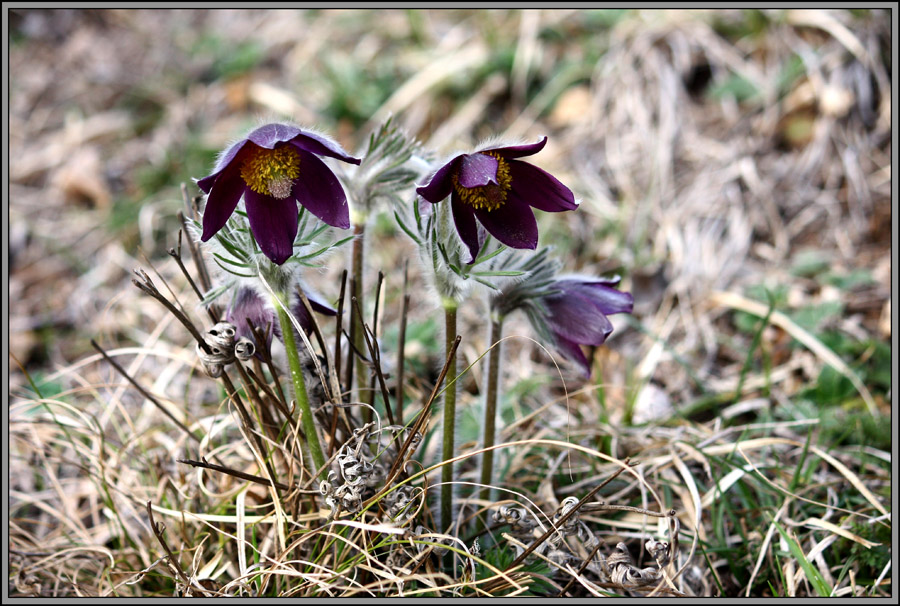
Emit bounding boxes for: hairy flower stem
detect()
[275,298,327,479]
[350,222,373,418]
[440,300,459,534]
[478,314,504,528]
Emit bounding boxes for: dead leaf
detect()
[52,146,112,209]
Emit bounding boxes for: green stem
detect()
[478,314,504,519]
[274,296,327,478]
[440,300,459,534]
[351,222,373,416]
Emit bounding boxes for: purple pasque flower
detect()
[197,123,361,265]
[225,285,337,359]
[226,287,277,359]
[415,136,577,263]
[541,276,633,377]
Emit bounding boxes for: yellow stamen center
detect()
[452,151,512,212]
[240,145,301,199]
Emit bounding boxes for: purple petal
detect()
[290,150,350,229]
[198,141,251,193]
[201,139,253,187]
[289,132,361,165]
[456,153,499,188]
[291,299,314,334]
[200,166,247,241]
[473,195,538,251]
[557,279,634,316]
[416,155,462,203]
[302,286,338,316]
[554,334,593,378]
[291,287,338,335]
[544,291,614,346]
[451,193,482,263]
[199,123,358,192]
[560,274,622,287]
[227,287,278,358]
[291,285,337,335]
[507,160,577,212]
[244,189,299,265]
[246,123,303,149]
[482,135,547,159]
[196,172,219,194]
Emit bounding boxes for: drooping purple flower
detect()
[415,136,577,263]
[197,123,361,265]
[225,286,337,359]
[541,276,633,377]
[226,287,277,360]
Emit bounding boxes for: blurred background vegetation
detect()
[8,8,893,597]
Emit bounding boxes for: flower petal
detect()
[556,279,634,316]
[290,131,361,165]
[483,135,547,159]
[247,123,303,149]
[200,167,247,241]
[227,287,278,358]
[199,139,253,190]
[290,150,351,229]
[544,291,614,346]
[456,153,499,188]
[556,274,622,287]
[553,334,593,378]
[507,160,577,212]
[244,189,299,265]
[301,284,338,316]
[291,299,314,334]
[416,155,462,203]
[196,173,218,194]
[451,193,482,263]
[292,285,337,335]
[473,195,538,251]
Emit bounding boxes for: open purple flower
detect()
[226,286,337,359]
[541,276,633,377]
[197,123,361,265]
[415,136,577,262]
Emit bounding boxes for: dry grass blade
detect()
[731,441,889,518]
[710,290,878,416]
[91,339,200,443]
[178,458,293,492]
[366,42,488,132]
[146,501,211,597]
[793,518,882,549]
